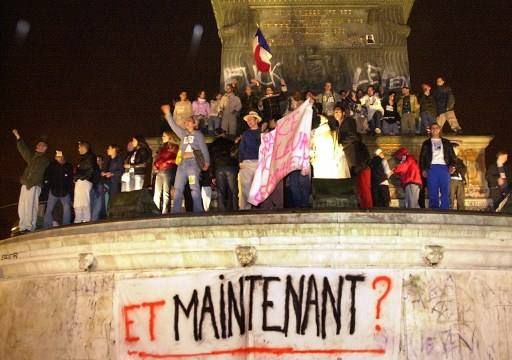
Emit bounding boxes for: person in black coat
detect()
[43,150,74,227]
[486,150,512,210]
[74,141,99,223]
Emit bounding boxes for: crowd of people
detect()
[11,76,511,234]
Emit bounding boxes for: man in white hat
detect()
[238,111,262,209]
[43,150,74,227]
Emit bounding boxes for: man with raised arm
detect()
[12,129,50,233]
[161,104,210,213]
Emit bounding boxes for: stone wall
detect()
[211,0,415,92]
[1,212,512,359]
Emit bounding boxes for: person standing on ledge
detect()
[486,150,511,211]
[397,86,420,135]
[219,84,242,136]
[316,81,340,116]
[433,76,462,134]
[161,104,210,213]
[12,129,50,234]
[418,82,437,134]
[419,123,457,209]
[74,141,98,223]
[173,91,193,129]
[43,150,73,228]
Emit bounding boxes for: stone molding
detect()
[1,211,511,279]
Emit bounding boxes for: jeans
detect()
[420,111,436,134]
[286,170,311,208]
[153,166,176,214]
[381,120,399,135]
[208,116,221,135]
[173,158,203,213]
[216,166,238,211]
[44,193,72,228]
[91,184,107,221]
[18,185,41,231]
[427,164,451,209]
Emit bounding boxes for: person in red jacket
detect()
[153,131,179,214]
[392,147,422,208]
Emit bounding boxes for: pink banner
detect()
[248,101,312,205]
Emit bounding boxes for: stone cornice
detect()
[1,211,511,279]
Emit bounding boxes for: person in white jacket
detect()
[360,85,384,134]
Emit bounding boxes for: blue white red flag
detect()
[252,28,272,73]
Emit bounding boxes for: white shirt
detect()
[431,138,445,165]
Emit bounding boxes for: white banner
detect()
[248,101,312,205]
[114,267,402,359]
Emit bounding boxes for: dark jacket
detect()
[419,137,457,171]
[487,163,512,189]
[418,93,437,115]
[382,101,401,124]
[451,157,467,183]
[370,156,387,186]
[209,136,238,171]
[433,85,455,114]
[260,89,288,122]
[240,93,260,117]
[330,116,367,174]
[44,161,74,197]
[16,139,50,189]
[124,146,152,176]
[106,155,123,190]
[75,151,99,182]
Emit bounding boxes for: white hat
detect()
[55,150,63,157]
[243,111,262,123]
[375,148,383,156]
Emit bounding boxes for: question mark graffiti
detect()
[372,275,392,332]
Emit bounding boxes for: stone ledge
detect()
[1,211,512,278]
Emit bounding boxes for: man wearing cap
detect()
[238,111,262,209]
[398,86,420,135]
[43,150,73,227]
[12,129,50,233]
[419,123,457,209]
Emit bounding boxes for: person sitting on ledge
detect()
[360,85,384,135]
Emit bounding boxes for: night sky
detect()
[0,0,510,237]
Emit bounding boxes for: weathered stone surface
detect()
[1,212,512,359]
[211,0,415,91]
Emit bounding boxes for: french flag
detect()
[253,28,272,73]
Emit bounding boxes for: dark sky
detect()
[0,0,511,237]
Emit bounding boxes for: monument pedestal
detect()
[364,134,493,210]
[211,0,415,92]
